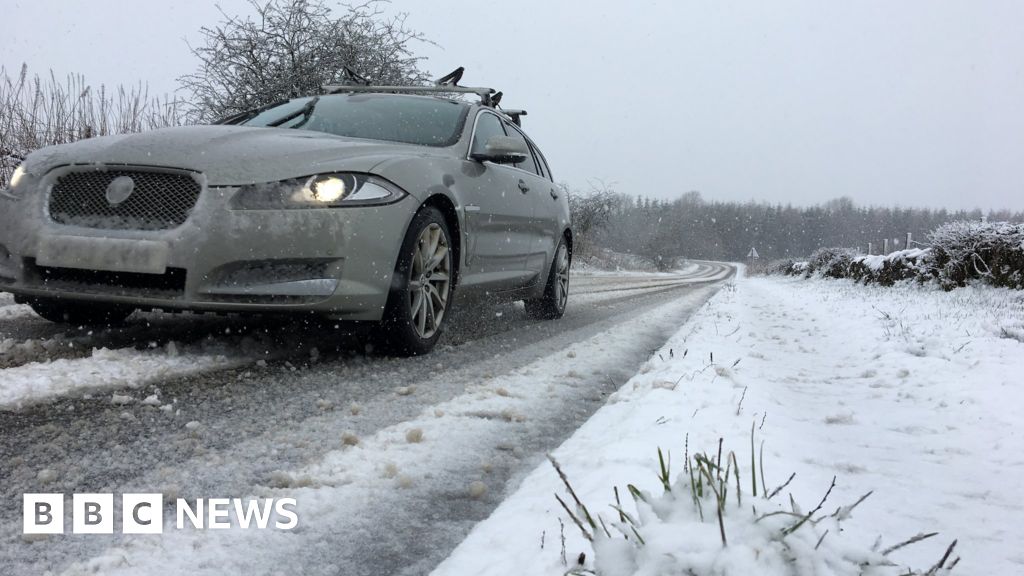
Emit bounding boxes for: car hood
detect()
[24,125,444,186]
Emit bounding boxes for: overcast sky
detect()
[3,0,1022,211]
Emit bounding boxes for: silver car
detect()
[0,82,572,354]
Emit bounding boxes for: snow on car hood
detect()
[23,125,439,186]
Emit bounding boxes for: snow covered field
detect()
[435,274,1024,575]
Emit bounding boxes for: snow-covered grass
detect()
[434,275,1024,575]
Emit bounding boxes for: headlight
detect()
[9,165,27,188]
[2,164,30,200]
[231,173,406,210]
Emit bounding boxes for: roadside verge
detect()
[433,274,1023,575]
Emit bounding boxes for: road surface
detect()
[0,262,734,575]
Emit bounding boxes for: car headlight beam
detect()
[305,176,347,203]
[232,173,406,210]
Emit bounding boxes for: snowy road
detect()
[0,262,733,575]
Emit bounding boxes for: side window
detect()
[471,113,506,156]
[503,122,541,176]
[532,143,553,181]
[528,142,547,179]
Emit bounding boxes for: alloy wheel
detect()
[554,244,569,311]
[407,223,451,339]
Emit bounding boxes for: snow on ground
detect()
[0,295,37,322]
[52,286,721,576]
[0,343,249,409]
[434,275,1024,575]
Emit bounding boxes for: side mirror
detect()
[471,136,529,164]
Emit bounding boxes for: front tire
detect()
[525,237,569,320]
[379,207,454,356]
[28,298,133,326]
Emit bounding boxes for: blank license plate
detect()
[36,236,170,274]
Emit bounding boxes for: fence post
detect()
[906,232,912,249]
[867,242,873,255]
[883,238,889,254]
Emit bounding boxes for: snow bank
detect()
[434,276,1023,575]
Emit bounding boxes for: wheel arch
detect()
[419,194,462,287]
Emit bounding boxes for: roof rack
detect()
[499,109,527,127]
[322,66,502,107]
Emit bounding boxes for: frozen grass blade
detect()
[759,439,766,502]
[882,531,938,556]
[614,486,625,522]
[767,472,796,501]
[549,455,598,531]
[554,493,593,542]
[750,422,758,497]
[657,447,672,492]
[730,451,742,508]
[782,476,836,536]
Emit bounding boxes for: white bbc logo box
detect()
[23,493,164,534]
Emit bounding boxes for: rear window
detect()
[241,94,469,147]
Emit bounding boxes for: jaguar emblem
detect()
[105,176,135,205]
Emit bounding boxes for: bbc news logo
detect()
[23,494,298,534]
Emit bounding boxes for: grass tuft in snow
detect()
[550,435,960,576]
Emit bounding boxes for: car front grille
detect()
[48,169,202,230]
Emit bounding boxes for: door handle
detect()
[518,179,530,193]
[549,188,559,200]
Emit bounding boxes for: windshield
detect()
[240,93,469,147]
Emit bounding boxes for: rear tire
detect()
[378,207,454,356]
[28,298,133,326]
[525,237,570,320]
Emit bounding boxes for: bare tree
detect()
[568,181,619,257]
[0,65,182,186]
[179,0,432,123]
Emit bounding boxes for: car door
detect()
[527,139,562,265]
[458,111,536,290]
[502,120,557,280]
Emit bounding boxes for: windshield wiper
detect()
[214,99,290,125]
[268,96,320,128]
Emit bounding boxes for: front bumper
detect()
[0,168,412,321]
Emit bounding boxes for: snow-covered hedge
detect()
[766,221,1024,290]
[754,258,805,277]
[848,248,930,287]
[805,247,857,279]
[923,221,1024,289]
